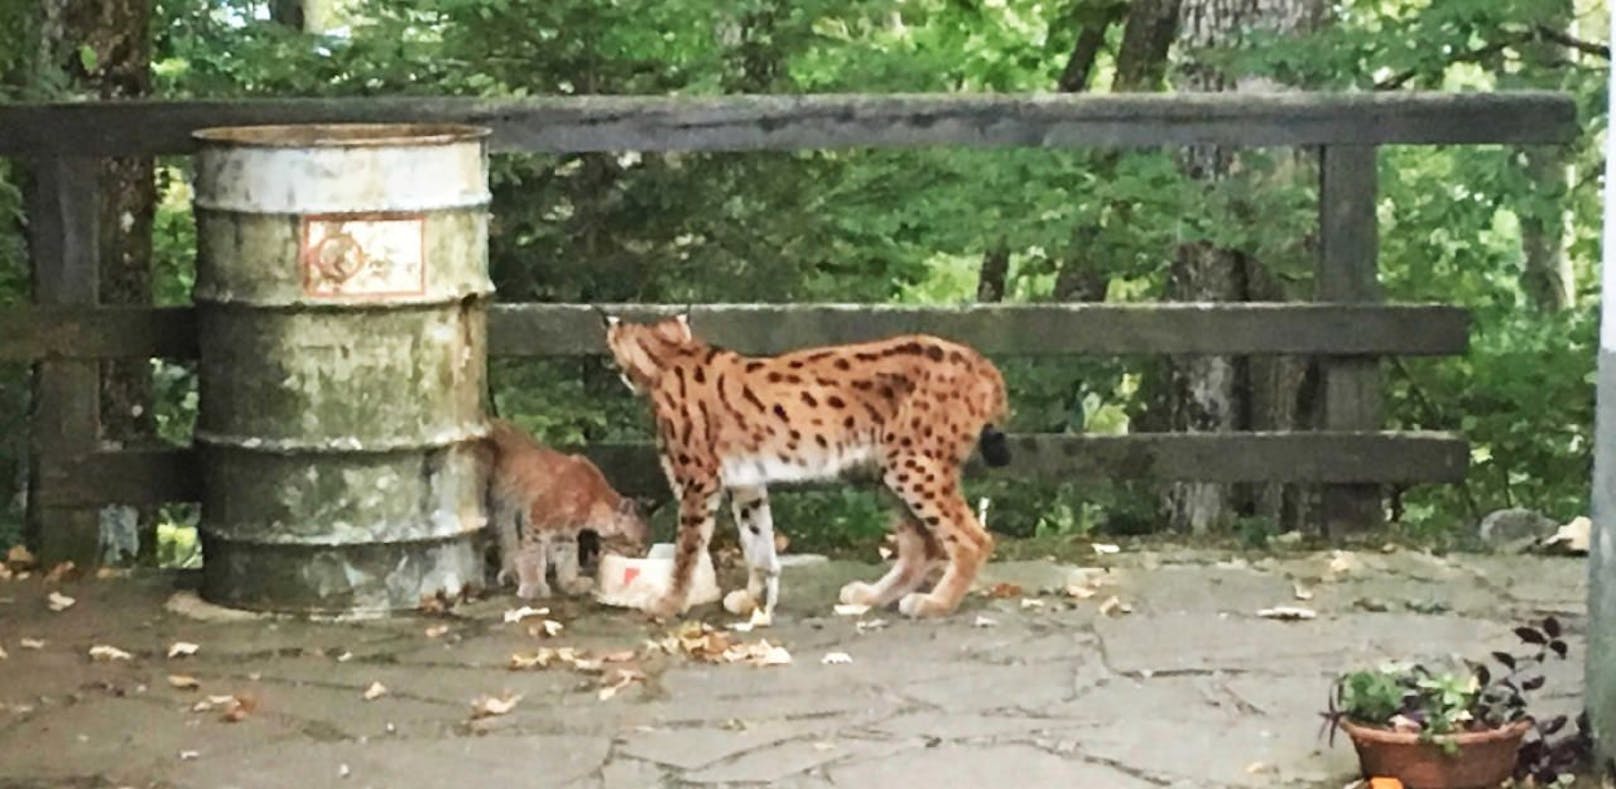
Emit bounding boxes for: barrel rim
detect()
[192,123,492,148]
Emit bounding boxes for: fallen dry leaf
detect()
[972,615,998,628]
[1544,516,1591,554]
[47,591,76,612]
[0,644,7,660]
[600,649,638,663]
[19,638,44,650]
[1244,761,1274,774]
[1326,550,1358,579]
[1064,583,1098,600]
[0,564,11,581]
[88,644,133,662]
[1091,543,1121,556]
[821,651,852,665]
[855,619,887,634]
[752,641,792,666]
[1020,598,1046,610]
[983,582,1023,599]
[95,567,129,580]
[220,693,258,723]
[5,545,36,570]
[167,641,200,659]
[531,619,564,638]
[1292,583,1315,601]
[1257,606,1317,621]
[597,668,647,701]
[168,675,201,690]
[469,692,521,719]
[1097,596,1133,617]
[178,750,199,761]
[833,603,870,616]
[423,624,450,639]
[43,561,76,583]
[503,606,549,624]
[362,682,387,701]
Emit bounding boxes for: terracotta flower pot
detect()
[1341,719,1532,789]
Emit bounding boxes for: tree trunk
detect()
[1115,0,1184,91]
[1164,0,1325,534]
[1517,0,1576,312]
[976,238,1010,302]
[271,0,338,33]
[1058,1,1127,92]
[45,0,156,561]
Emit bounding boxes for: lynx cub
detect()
[480,419,650,599]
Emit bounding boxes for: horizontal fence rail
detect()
[1,302,1470,361]
[0,92,1577,157]
[34,432,1468,508]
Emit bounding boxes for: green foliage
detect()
[0,0,1606,557]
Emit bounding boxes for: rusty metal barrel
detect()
[190,123,494,615]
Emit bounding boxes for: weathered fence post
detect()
[1588,9,1616,768]
[24,156,104,564]
[1317,144,1385,536]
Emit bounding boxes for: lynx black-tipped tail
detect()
[979,424,1011,468]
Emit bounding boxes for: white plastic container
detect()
[595,543,721,610]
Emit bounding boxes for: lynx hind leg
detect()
[882,458,992,619]
[839,511,944,609]
[722,485,781,626]
[552,533,594,596]
[514,534,552,600]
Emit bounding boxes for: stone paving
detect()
[0,545,1589,788]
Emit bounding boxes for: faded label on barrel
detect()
[300,212,427,299]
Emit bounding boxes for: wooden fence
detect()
[0,92,1579,563]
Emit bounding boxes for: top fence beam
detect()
[0,92,1578,158]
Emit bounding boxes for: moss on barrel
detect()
[191,123,493,615]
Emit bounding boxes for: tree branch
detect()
[1533,24,1610,60]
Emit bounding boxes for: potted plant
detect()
[1320,617,1591,788]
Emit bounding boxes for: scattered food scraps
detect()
[1020,598,1046,609]
[503,606,548,624]
[1292,583,1315,601]
[94,567,129,580]
[1064,583,1098,600]
[167,675,201,690]
[88,645,132,662]
[423,624,450,639]
[833,603,870,616]
[0,644,7,660]
[1257,606,1317,621]
[362,682,387,701]
[972,615,998,628]
[167,642,200,659]
[178,750,199,761]
[47,592,76,612]
[43,561,76,583]
[469,692,521,719]
[855,619,887,634]
[1091,543,1121,556]
[1097,596,1133,617]
[19,638,44,650]
[821,652,853,665]
[983,582,1023,599]
[531,620,564,638]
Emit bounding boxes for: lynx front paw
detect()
[723,588,758,616]
[898,592,948,618]
[515,582,551,600]
[643,591,686,620]
[838,581,880,607]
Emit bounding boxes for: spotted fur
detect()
[479,419,650,600]
[603,313,1011,621]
